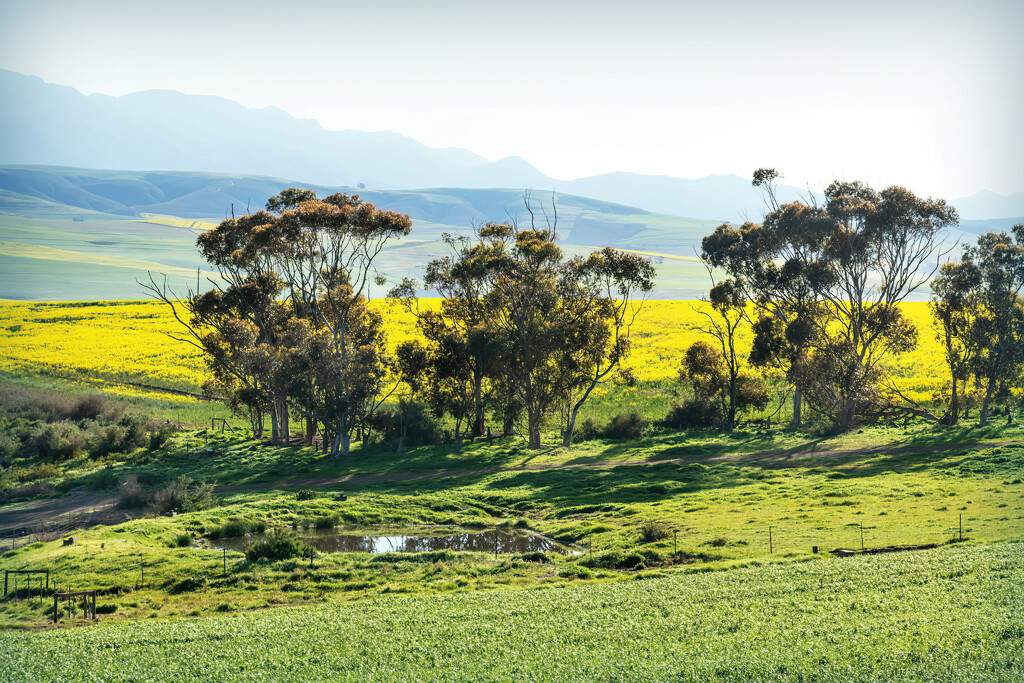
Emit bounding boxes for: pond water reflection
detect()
[207,528,576,555]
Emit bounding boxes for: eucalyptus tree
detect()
[703,173,958,430]
[556,248,655,446]
[964,227,1024,425]
[929,259,985,424]
[147,188,412,454]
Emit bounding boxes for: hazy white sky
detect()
[1,0,1021,197]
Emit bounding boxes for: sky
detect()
[1,0,1021,198]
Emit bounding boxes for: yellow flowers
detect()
[0,299,948,402]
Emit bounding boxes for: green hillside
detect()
[0,166,718,300]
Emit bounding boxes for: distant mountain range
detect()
[3,69,1021,223]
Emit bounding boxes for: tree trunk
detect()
[837,395,857,432]
[527,408,541,449]
[562,408,578,448]
[471,368,484,437]
[503,408,518,436]
[331,415,351,456]
[792,386,802,429]
[279,395,290,443]
[944,379,960,425]
[305,415,316,445]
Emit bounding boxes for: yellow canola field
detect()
[0,299,946,405]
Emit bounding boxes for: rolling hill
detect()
[0,166,719,301]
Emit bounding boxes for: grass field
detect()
[2,542,1021,681]
[1,416,1021,627]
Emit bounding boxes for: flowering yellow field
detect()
[0,299,946,406]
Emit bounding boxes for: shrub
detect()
[558,565,593,580]
[0,482,55,501]
[519,551,550,563]
[118,475,149,508]
[0,432,20,466]
[86,467,119,490]
[152,475,217,513]
[295,489,318,501]
[71,394,111,421]
[370,400,442,450]
[31,421,85,460]
[602,411,648,440]
[662,401,723,429]
[118,412,150,451]
[13,462,63,482]
[148,424,176,451]
[169,577,206,594]
[245,528,311,563]
[710,537,728,547]
[575,417,599,442]
[312,515,338,530]
[639,520,671,544]
[95,603,118,614]
[168,532,191,548]
[209,518,266,539]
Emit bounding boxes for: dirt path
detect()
[2,439,1017,536]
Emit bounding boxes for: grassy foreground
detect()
[1,424,1022,627]
[2,542,1022,682]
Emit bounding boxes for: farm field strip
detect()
[0,300,950,406]
[1,542,1021,682]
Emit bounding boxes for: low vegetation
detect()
[2,542,1021,681]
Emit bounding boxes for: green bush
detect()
[519,551,550,563]
[602,411,649,440]
[13,462,63,483]
[168,532,191,548]
[148,424,176,451]
[152,475,218,513]
[31,421,85,460]
[639,519,671,544]
[558,565,593,580]
[312,515,338,530]
[295,489,318,501]
[662,401,723,429]
[0,431,20,466]
[575,417,599,442]
[245,528,311,563]
[169,577,206,594]
[208,518,265,539]
[95,603,118,614]
[86,467,119,490]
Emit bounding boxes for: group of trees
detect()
[689,169,961,431]
[391,199,656,449]
[150,190,655,453]
[147,189,413,455]
[154,175,1020,447]
[931,225,1024,425]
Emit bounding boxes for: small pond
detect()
[207,528,576,555]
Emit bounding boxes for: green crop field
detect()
[2,542,1022,682]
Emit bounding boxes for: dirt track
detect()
[2,439,1016,536]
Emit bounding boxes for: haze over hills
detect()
[3,70,1021,224]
